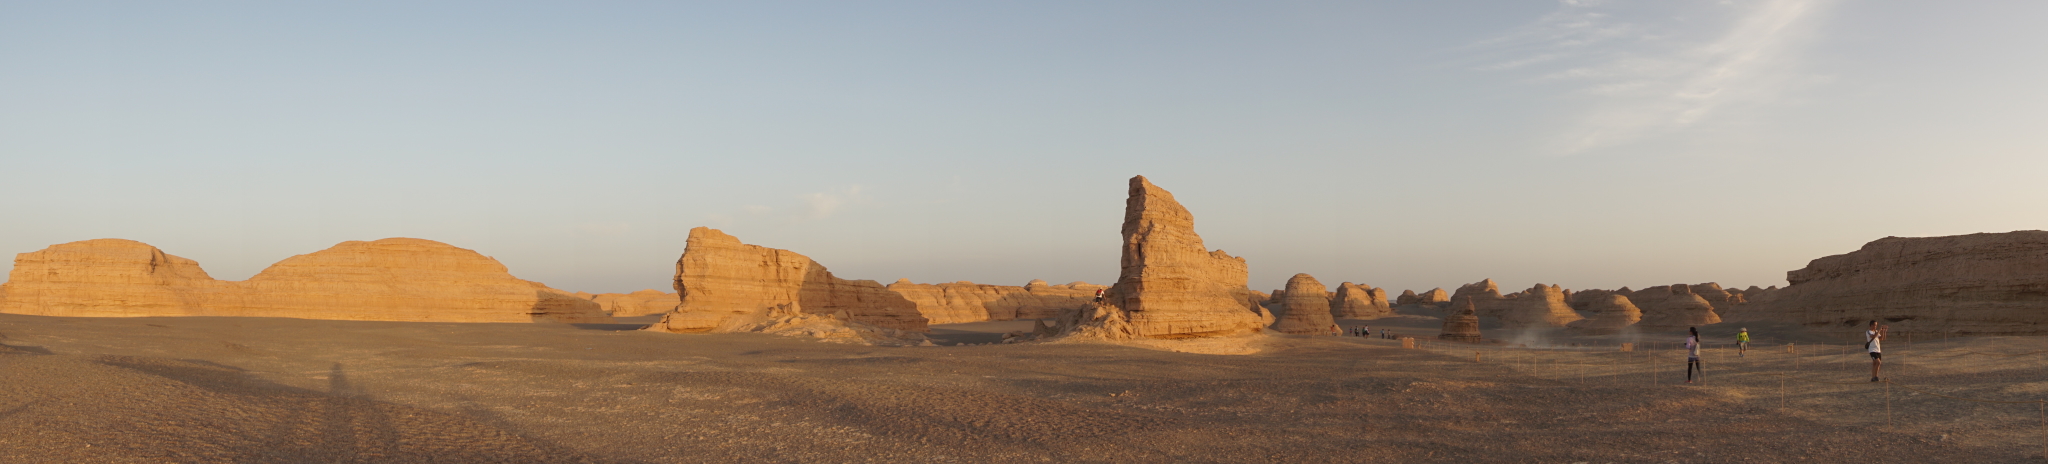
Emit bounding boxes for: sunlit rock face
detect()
[647,227,928,334]
[1737,231,2048,335]
[886,279,1102,325]
[1094,176,1269,339]
[1269,273,1335,335]
[0,238,611,323]
[1331,282,1392,319]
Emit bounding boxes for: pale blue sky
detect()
[3,1,2044,295]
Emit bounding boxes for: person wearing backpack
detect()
[1736,328,1750,358]
[1867,320,1888,382]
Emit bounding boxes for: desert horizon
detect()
[7,1,2048,462]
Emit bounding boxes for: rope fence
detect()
[1370,333,2048,458]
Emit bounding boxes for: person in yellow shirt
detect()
[1736,328,1750,358]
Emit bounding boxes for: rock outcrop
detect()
[591,289,681,317]
[646,227,928,334]
[1450,279,1503,308]
[1630,285,1721,330]
[886,279,1103,325]
[1331,282,1392,318]
[1270,273,1336,334]
[1396,288,1450,306]
[1439,297,1483,342]
[1736,231,2048,335]
[1567,294,1643,334]
[1491,284,1586,328]
[0,238,612,323]
[1047,176,1269,340]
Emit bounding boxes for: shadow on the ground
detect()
[90,355,606,463]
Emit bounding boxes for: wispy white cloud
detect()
[800,185,862,220]
[1476,0,1836,153]
[704,185,869,227]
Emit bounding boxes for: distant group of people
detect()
[1677,321,1888,385]
[1339,325,1398,339]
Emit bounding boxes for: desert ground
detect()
[4,312,2046,463]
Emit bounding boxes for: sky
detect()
[3,0,2045,295]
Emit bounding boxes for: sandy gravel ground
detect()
[4,313,2046,463]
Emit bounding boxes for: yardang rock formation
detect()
[1269,273,1336,335]
[1567,294,1643,334]
[886,279,1102,325]
[1049,176,1270,340]
[645,227,930,334]
[1331,282,1392,319]
[1738,231,2048,335]
[0,238,611,323]
[590,289,680,317]
[1439,297,1483,342]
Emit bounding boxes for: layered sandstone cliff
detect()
[0,238,612,323]
[1269,274,1336,334]
[1737,231,2048,335]
[0,239,229,317]
[1049,176,1269,340]
[645,227,929,334]
[886,279,1103,325]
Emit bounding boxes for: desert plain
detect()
[7,312,2048,463]
[6,176,2048,463]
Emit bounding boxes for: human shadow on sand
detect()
[93,355,607,463]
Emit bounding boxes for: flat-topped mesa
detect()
[886,279,1102,324]
[1331,282,1392,318]
[646,227,929,334]
[1270,273,1337,334]
[1738,231,2048,335]
[1567,294,1643,334]
[0,238,612,323]
[1438,297,1483,343]
[1492,283,1586,328]
[1052,176,1269,340]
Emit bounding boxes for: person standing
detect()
[1685,327,1704,384]
[1736,328,1750,358]
[1867,320,1887,382]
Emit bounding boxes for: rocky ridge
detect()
[0,238,610,323]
